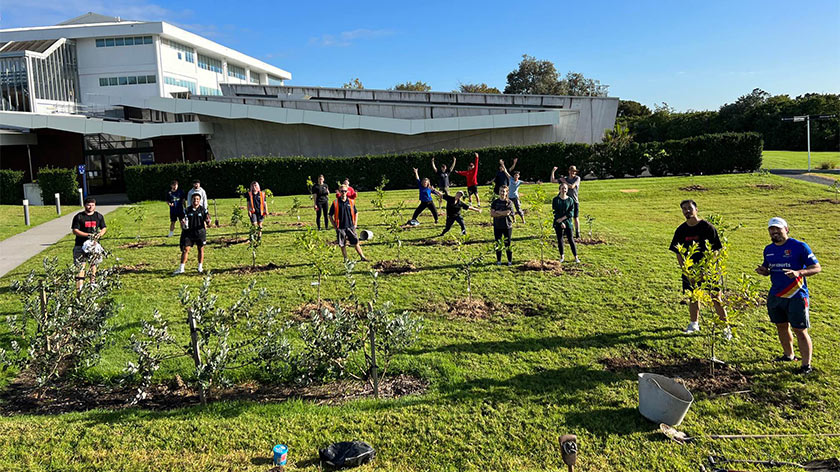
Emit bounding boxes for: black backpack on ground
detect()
[319,441,375,469]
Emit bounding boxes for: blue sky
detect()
[2,0,838,111]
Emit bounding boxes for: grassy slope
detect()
[762,150,840,169]
[0,174,838,471]
[0,205,81,242]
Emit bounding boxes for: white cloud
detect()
[308,28,393,47]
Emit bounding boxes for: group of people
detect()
[669,199,822,375]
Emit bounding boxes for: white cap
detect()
[768,217,788,229]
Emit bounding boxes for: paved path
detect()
[0,205,121,279]
[769,169,839,186]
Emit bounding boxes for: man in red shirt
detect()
[336,178,357,201]
[454,152,481,207]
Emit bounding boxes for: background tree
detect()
[504,54,566,95]
[393,81,431,92]
[563,72,608,97]
[617,100,652,119]
[458,83,501,94]
[342,78,364,89]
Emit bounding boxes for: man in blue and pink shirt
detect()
[755,217,821,375]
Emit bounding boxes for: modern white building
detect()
[0,12,291,114]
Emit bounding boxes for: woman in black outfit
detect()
[490,185,515,265]
[311,174,330,230]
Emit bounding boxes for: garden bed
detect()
[373,260,417,274]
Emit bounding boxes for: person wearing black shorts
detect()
[454,152,480,206]
[311,174,330,230]
[174,193,210,275]
[330,185,367,262]
[167,180,186,237]
[490,185,514,265]
[71,197,107,289]
[435,190,481,236]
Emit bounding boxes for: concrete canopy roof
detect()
[0,111,212,140]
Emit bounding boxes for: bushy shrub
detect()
[37,167,78,205]
[657,132,763,175]
[0,169,24,204]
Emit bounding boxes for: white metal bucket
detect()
[638,373,694,426]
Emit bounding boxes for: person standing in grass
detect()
[186,179,208,210]
[71,197,107,289]
[407,168,438,225]
[435,190,481,236]
[338,178,357,201]
[490,185,514,265]
[552,183,579,263]
[174,193,210,275]
[310,174,330,230]
[755,217,821,375]
[246,181,267,240]
[454,152,481,207]
[330,185,367,262]
[668,199,729,336]
[500,162,525,223]
[551,165,581,238]
[493,157,518,195]
[431,155,455,207]
[167,180,186,237]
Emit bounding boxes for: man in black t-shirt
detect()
[329,185,367,262]
[435,190,481,237]
[490,185,515,265]
[71,197,107,289]
[431,156,455,207]
[310,174,330,230]
[668,199,728,335]
[493,158,518,195]
[174,193,211,275]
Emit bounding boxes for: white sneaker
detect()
[197,267,203,274]
[496,261,502,265]
[507,261,512,266]
[574,257,581,263]
[559,256,565,263]
[723,326,733,341]
[167,231,174,237]
[172,267,184,275]
[683,322,700,334]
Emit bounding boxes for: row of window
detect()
[228,64,246,80]
[99,75,157,86]
[164,39,195,63]
[198,54,223,73]
[164,76,197,94]
[200,86,222,96]
[95,36,154,47]
[250,74,260,84]
[267,75,284,86]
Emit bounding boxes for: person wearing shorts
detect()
[668,199,729,335]
[330,185,367,262]
[174,193,210,275]
[455,152,480,206]
[167,180,186,237]
[246,180,267,239]
[490,185,514,265]
[311,174,330,230]
[756,217,821,375]
[71,197,107,289]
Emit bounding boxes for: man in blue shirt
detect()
[755,217,821,375]
[407,168,438,225]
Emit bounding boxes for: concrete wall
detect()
[205,116,578,159]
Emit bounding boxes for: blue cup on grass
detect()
[273,444,288,466]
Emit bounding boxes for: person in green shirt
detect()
[552,183,579,263]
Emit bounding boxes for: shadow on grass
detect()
[564,406,655,436]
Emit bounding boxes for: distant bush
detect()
[816,161,837,170]
[0,169,24,204]
[37,167,78,205]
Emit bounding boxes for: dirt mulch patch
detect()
[117,240,162,249]
[268,212,286,216]
[438,298,497,320]
[0,372,427,415]
[804,198,840,205]
[292,300,338,321]
[519,260,620,277]
[599,351,750,396]
[288,221,309,227]
[411,238,458,246]
[680,185,708,191]
[223,263,282,275]
[210,236,249,247]
[372,260,417,274]
[753,183,781,190]
[576,237,607,245]
[117,263,150,273]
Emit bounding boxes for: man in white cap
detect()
[755,217,821,375]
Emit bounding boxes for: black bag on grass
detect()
[319,441,375,468]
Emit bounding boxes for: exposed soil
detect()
[288,221,309,227]
[518,260,619,277]
[293,300,338,321]
[438,298,497,320]
[0,371,427,415]
[411,238,458,246]
[210,236,248,247]
[117,263,150,273]
[576,237,608,245]
[805,198,840,205]
[117,240,161,249]
[599,351,750,396]
[680,185,708,191]
[372,260,417,274]
[268,212,286,216]
[752,183,781,190]
[223,263,282,275]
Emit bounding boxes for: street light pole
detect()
[806,115,811,172]
[781,114,836,172]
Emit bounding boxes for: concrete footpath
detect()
[0,205,121,279]
[770,168,840,186]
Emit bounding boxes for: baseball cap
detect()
[768,217,788,229]
[568,165,578,172]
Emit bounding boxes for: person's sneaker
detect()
[559,256,565,263]
[796,364,813,375]
[773,354,798,362]
[496,261,502,265]
[172,267,185,275]
[683,322,700,334]
[197,267,203,274]
[167,231,174,237]
[723,326,733,341]
[507,261,513,266]
[574,257,581,263]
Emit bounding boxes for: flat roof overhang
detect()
[0,111,212,139]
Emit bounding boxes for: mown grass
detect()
[0,174,839,471]
[762,150,840,169]
[0,204,81,242]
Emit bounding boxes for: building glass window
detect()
[124,37,134,46]
[164,76,197,94]
[96,39,105,47]
[144,36,153,44]
[249,73,260,84]
[109,77,118,86]
[99,75,155,87]
[127,76,137,85]
[197,54,222,73]
[267,75,284,85]
[199,86,222,96]
[114,38,124,46]
[99,78,108,86]
[105,38,114,47]
[147,75,156,83]
[228,64,246,80]
[164,39,194,63]
[138,76,147,84]
[96,36,155,48]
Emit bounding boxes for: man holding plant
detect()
[755,217,821,375]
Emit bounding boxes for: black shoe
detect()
[774,354,798,362]
[796,364,813,375]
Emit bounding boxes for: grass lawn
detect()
[762,150,840,170]
[0,204,82,242]
[0,173,839,471]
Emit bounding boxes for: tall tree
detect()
[393,81,431,92]
[504,55,566,95]
[342,78,364,89]
[617,100,652,118]
[564,72,608,97]
[458,83,501,94]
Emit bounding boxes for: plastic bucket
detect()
[273,444,288,466]
[638,373,694,426]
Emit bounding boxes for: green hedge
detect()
[0,169,24,204]
[124,133,763,201]
[37,167,78,205]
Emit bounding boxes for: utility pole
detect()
[781,114,837,171]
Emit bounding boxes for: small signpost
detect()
[78,164,88,197]
[781,114,837,171]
